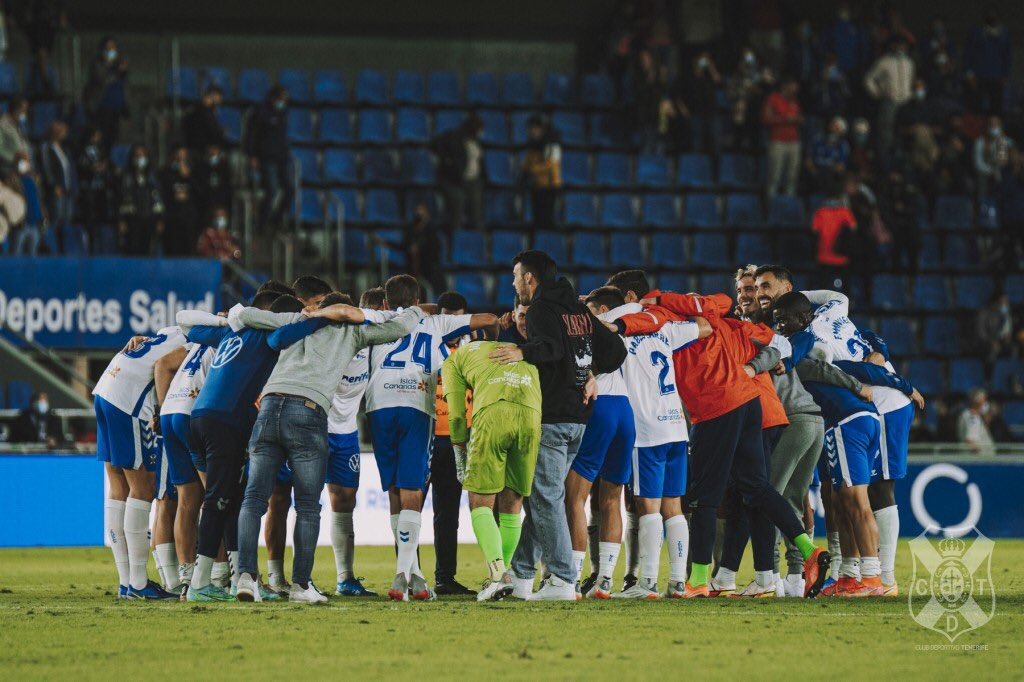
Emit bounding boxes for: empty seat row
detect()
[871,274,1016,311]
[904,358,1024,397]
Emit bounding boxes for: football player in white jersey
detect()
[365,275,497,601]
[93,327,187,600]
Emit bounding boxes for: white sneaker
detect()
[615,578,660,599]
[585,576,613,599]
[783,574,806,597]
[526,575,576,601]
[477,572,515,602]
[511,575,534,599]
[235,573,262,603]
[775,575,785,598]
[289,581,328,604]
[730,580,777,598]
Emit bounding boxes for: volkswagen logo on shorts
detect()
[348,454,360,473]
[212,336,244,368]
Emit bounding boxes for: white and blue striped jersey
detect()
[162,343,214,416]
[364,311,472,417]
[92,326,188,421]
[595,308,629,398]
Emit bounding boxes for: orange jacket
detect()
[435,376,471,437]
[718,317,789,429]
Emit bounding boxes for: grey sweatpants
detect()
[511,422,586,583]
[772,413,825,574]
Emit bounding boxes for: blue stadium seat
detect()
[725,194,764,228]
[683,193,720,229]
[297,189,324,223]
[502,72,535,106]
[323,149,358,184]
[636,154,671,187]
[29,102,59,140]
[955,275,995,309]
[365,189,402,225]
[286,108,314,144]
[491,231,524,265]
[401,148,434,185]
[510,111,532,146]
[871,275,907,311]
[484,190,516,226]
[934,195,973,230]
[479,110,508,145]
[0,62,18,96]
[451,230,485,266]
[642,194,678,229]
[564,192,597,227]
[736,232,772,264]
[355,69,388,105]
[216,106,242,143]
[600,193,634,228]
[561,151,590,187]
[923,317,960,356]
[991,358,1023,395]
[534,231,568,265]
[358,110,391,143]
[609,233,644,267]
[576,273,607,295]
[394,70,425,104]
[343,228,369,266]
[907,359,945,396]
[1005,401,1024,437]
[571,235,607,268]
[676,154,714,188]
[913,275,949,311]
[917,241,942,271]
[589,112,628,148]
[658,272,691,293]
[110,143,131,172]
[238,69,270,104]
[551,111,585,147]
[467,72,499,106]
[7,381,32,410]
[581,73,614,108]
[651,234,687,268]
[395,107,429,143]
[372,229,407,268]
[452,274,489,309]
[718,153,758,188]
[328,188,360,223]
[318,109,352,144]
[878,317,917,356]
[594,152,630,186]
[1006,275,1024,305]
[199,66,233,100]
[292,148,320,183]
[279,69,311,104]
[167,66,198,100]
[434,109,465,135]
[767,195,806,227]
[543,73,574,106]
[943,235,981,271]
[950,359,985,394]
[484,150,514,187]
[698,273,737,296]
[777,232,814,265]
[61,225,88,256]
[428,71,461,105]
[314,70,348,104]
[363,149,398,184]
[693,233,730,268]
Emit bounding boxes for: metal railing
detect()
[272,233,295,283]
[325,190,348,289]
[0,325,94,395]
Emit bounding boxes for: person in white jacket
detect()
[863,38,915,160]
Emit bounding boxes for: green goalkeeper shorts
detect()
[464,401,541,496]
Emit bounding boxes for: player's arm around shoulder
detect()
[355,306,426,347]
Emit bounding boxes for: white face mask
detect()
[105,49,118,62]
[214,216,228,229]
[17,159,29,174]
[36,400,49,414]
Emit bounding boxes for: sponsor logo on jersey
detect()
[212,336,244,368]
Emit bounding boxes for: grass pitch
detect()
[1,541,1021,680]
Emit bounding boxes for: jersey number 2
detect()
[122,334,167,359]
[650,351,675,395]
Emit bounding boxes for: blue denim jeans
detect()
[238,394,328,584]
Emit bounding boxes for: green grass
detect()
[1,541,1021,680]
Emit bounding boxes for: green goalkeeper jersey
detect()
[440,341,542,444]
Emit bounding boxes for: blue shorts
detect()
[631,441,688,498]
[94,394,157,472]
[368,407,433,491]
[824,413,882,490]
[811,465,821,488]
[153,433,178,501]
[160,413,200,486]
[325,431,361,488]
[572,395,636,486]
[878,402,914,481]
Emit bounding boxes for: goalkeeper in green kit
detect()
[441,340,542,601]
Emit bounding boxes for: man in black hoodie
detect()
[489,250,627,600]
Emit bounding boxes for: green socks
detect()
[690,562,709,587]
[471,507,505,580]
[793,533,816,561]
[499,513,522,567]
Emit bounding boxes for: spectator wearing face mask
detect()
[847,117,874,176]
[811,53,851,120]
[863,37,914,163]
[77,126,114,251]
[183,85,226,155]
[196,205,240,260]
[684,52,722,157]
[964,9,1012,115]
[521,115,562,234]
[805,116,849,192]
[10,392,61,445]
[195,143,232,222]
[958,389,996,454]
[974,116,1014,199]
[977,293,1014,363]
[83,36,129,150]
[117,144,164,255]
[12,152,47,255]
[927,49,963,110]
[0,96,30,165]
[921,16,957,80]
[160,145,200,256]
[728,47,773,152]
[245,85,292,231]
[822,3,870,77]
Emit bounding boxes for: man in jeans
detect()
[489,251,626,600]
[233,297,427,603]
[762,77,803,196]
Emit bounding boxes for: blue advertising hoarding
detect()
[0,257,221,348]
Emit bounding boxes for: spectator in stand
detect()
[183,85,226,155]
[863,37,914,164]
[0,96,30,165]
[0,164,26,249]
[881,168,921,273]
[744,0,784,73]
[194,142,232,223]
[872,7,916,56]
[927,49,964,111]
[40,121,75,243]
[117,144,164,255]
[160,145,200,256]
[604,2,636,96]
[14,152,47,255]
[823,3,870,78]
[964,8,1012,115]
[805,116,849,193]
[196,205,240,261]
[684,51,722,157]
[998,149,1024,268]
[521,115,562,234]
[847,117,875,177]
[77,126,114,251]
[789,20,821,93]
[987,401,1016,443]
[21,0,67,96]
[810,176,857,287]
[845,172,891,270]
[958,389,995,454]
[10,391,60,445]
[977,293,1014,363]
[973,116,1014,199]
[762,77,802,196]
[83,37,130,150]
[405,200,446,297]
[935,115,974,196]
[728,47,773,152]
[897,80,943,184]
[246,84,292,231]
[810,53,851,120]
[633,48,669,153]
[920,16,957,82]
[430,113,484,236]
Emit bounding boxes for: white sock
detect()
[638,513,663,583]
[827,531,842,579]
[179,562,195,586]
[123,498,152,590]
[267,559,285,584]
[840,557,861,580]
[597,542,620,579]
[715,567,737,589]
[664,515,689,583]
[624,512,639,576]
[860,556,881,579]
[227,550,240,589]
[571,550,586,582]
[755,569,774,589]
[191,555,214,589]
[395,510,421,579]
[104,499,129,586]
[154,542,180,589]
[211,561,230,586]
[332,511,355,582]
[874,505,899,585]
[587,511,601,574]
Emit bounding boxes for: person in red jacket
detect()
[606,270,829,598]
